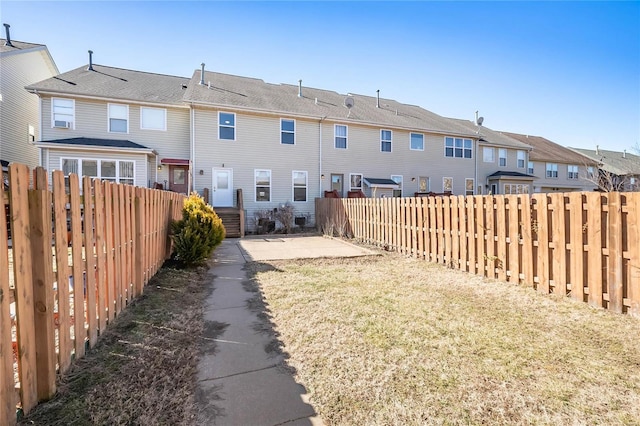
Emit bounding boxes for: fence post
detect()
[8,163,38,414]
[0,167,17,425]
[607,192,623,313]
[29,168,56,401]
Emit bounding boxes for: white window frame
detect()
[443,177,453,192]
[381,129,392,153]
[60,157,135,187]
[349,173,363,191]
[108,103,129,134]
[28,124,35,142]
[281,118,295,145]
[410,133,424,151]
[498,148,507,167]
[503,184,530,194]
[587,166,595,179]
[567,164,579,180]
[140,107,167,131]
[444,137,473,159]
[546,163,558,178]
[419,176,430,192]
[51,97,75,129]
[528,161,534,175]
[517,150,526,168]
[465,178,475,196]
[255,169,271,202]
[292,170,307,202]
[391,175,403,197]
[334,124,347,149]
[219,111,236,141]
[483,147,495,163]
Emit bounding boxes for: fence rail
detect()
[316,193,640,317]
[1,164,185,425]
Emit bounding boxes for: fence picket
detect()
[520,195,534,286]
[507,195,520,283]
[68,174,86,358]
[466,196,476,274]
[607,192,623,313]
[568,192,585,302]
[627,193,640,316]
[495,196,507,282]
[82,177,98,348]
[0,168,16,425]
[93,180,107,333]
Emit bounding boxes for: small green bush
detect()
[171,192,225,266]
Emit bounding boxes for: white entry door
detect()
[212,168,233,207]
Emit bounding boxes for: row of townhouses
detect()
[3,28,638,233]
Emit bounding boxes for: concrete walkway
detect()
[196,239,323,425]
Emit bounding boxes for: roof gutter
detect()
[24,88,190,109]
[33,142,157,156]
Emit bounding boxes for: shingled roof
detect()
[501,132,596,165]
[447,119,533,149]
[35,137,154,152]
[0,38,44,53]
[183,69,477,137]
[26,64,189,105]
[570,148,640,176]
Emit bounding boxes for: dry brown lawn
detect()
[249,253,640,425]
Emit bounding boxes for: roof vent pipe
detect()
[200,63,205,85]
[376,89,380,108]
[596,144,599,155]
[3,23,13,47]
[623,149,627,158]
[87,50,94,71]
[298,79,302,97]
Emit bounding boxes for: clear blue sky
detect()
[3,1,639,152]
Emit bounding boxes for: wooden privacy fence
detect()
[0,164,185,425]
[316,193,640,317]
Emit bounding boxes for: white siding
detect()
[0,49,57,168]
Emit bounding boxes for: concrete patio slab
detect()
[239,234,376,261]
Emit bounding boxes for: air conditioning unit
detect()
[54,120,71,129]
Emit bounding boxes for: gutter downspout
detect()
[38,93,43,166]
[190,105,195,194]
[318,116,326,197]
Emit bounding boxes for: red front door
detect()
[169,165,188,194]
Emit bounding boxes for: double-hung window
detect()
[349,173,363,191]
[381,130,392,152]
[410,133,424,151]
[483,147,495,162]
[293,171,308,202]
[391,175,403,197]
[443,177,453,192]
[498,149,507,167]
[528,161,534,175]
[546,163,558,178]
[141,107,166,131]
[335,125,347,149]
[219,112,235,140]
[517,150,526,168]
[281,119,295,145]
[108,104,128,133]
[465,178,474,195]
[419,176,430,192]
[255,169,271,202]
[445,137,472,158]
[567,165,579,179]
[52,98,75,129]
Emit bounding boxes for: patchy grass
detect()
[249,253,640,425]
[20,265,209,426]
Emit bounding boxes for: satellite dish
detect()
[344,96,355,109]
[476,116,484,126]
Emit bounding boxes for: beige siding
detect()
[476,144,530,193]
[0,49,57,168]
[531,161,597,192]
[44,147,148,188]
[192,107,320,228]
[321,122,475,196]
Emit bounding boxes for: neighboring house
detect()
[26,57,191,191]
[502,132,598,193]
[570,147,640,192]
[0,24,59,168]
[450,119,534,195]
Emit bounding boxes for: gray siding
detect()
[192,107,320,230]
[0,49,57,168]
[531,161,597,192]
[321,121,475,196]
[41,96,189,187]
